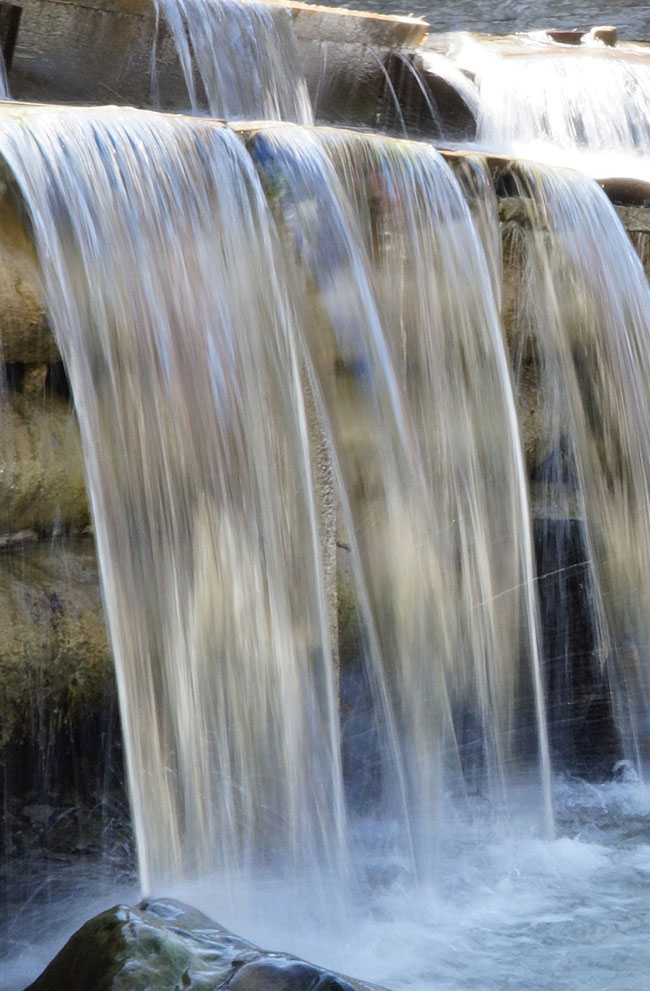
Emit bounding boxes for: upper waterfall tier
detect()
[433,31,650,180]
[3,0,429,130]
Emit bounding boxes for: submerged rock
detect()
[25,898,385,991]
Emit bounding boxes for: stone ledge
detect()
[286,2,428,47]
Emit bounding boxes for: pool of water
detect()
[181,776,650,991]
[6,777,650,989]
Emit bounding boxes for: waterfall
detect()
[8,0,650,981]
[7,69,650,991]
[0,94,570,909]
[0,104,344,892]
[154,0,312,122]
[245,125,553,868]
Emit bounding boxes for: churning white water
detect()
[6,777,650,990]
[129,774,650,991]
[446,33,650,180]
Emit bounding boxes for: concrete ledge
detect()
[287,2,428,47]
[20,0,151,15]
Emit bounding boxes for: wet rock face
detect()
[0,539,111,749]
[0,538,129,905]
[25,898,383,991]
[534,517,619,775]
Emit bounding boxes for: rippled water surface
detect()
[330,0,650,39]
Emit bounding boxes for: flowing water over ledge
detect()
[2,99,650,986]
[434,35,650,183]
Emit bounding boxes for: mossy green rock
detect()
[26,898,384,991]
[0,538,111,748]
[0,393,89,536]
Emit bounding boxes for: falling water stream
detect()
[0,106,347,896]
[154,0,312,121]
[6,4,650,989]
[249,126,556,881]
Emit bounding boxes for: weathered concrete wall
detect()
[0,392,87,535]
[9,0,186,108]
[0,177,54,362]
[0,169,88,537]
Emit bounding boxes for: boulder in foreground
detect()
[25,897,385,991]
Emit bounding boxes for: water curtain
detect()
[3,101,650,906]
[0,106,342,891]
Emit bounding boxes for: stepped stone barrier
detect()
[7,0,430,128]
[5,0,481,135]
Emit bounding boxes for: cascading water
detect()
[0,101,555,900]
[448,34,650,179]
[0,99,563,984]
[154,0,312,122]
[506,162,650,770]
[7,10,650,990]
[0,105,345,895]
[245,125,553,871]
